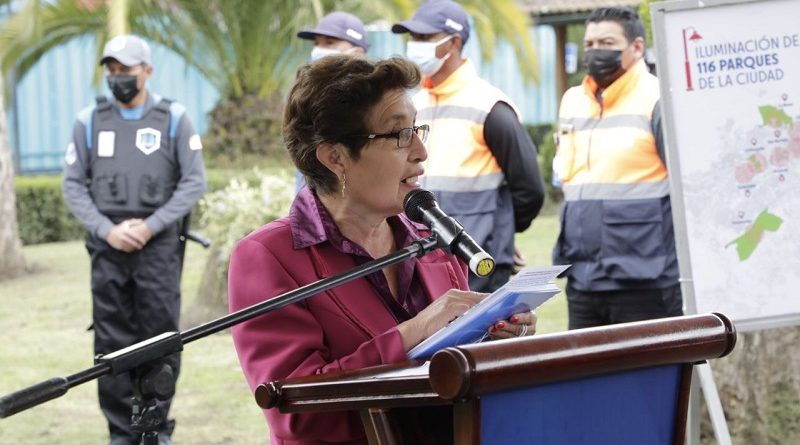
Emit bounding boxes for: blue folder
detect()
[408,265,568,360]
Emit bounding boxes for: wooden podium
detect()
[255,313,736,445]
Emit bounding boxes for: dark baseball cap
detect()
[99,34,152,67]
[392,0,470,43]
[297,12,369,51]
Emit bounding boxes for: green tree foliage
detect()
[639,0,669,46]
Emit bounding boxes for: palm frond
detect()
[1,0,106,80]
[463,0,539,83]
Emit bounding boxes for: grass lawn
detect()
[0,209,565,444]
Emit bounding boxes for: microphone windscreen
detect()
[403,189,435,223]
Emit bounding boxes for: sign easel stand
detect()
[688,363,733,445]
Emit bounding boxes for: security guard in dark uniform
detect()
[62,34,206,445]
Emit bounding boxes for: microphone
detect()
[403,189,495,278]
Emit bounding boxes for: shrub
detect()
[525,124,563,204]
[198,169,294,261]
[190,169,294,318]
[15,175,84,245]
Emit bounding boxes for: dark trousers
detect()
[469,264,512,293]
[566,281,683,330]
[86,226,182,444]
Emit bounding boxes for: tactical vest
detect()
[413,60,519,265]
[88,97,178,217]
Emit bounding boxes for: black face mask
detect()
[106,75,140,104]
[584,49,625,89]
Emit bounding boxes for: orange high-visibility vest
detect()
[555,59,667,200]
[553,60,678,291]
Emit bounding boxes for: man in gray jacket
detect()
[62,34,206,445]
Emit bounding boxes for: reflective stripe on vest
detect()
[562,180,670,201]
[564,114,651,133]
[416,104,488,123]
[420,172,505,192]
[554,60,664,188]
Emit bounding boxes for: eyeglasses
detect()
[353,124,429,148]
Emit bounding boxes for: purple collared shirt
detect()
[289,187,430,322]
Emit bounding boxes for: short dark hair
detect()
[283,55,421,194]
[586,7,645,45]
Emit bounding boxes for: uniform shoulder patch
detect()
[65,142,77,165]
[189,134,203,151]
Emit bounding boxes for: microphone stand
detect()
[0,235,442,443]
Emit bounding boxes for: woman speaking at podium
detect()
[228,55,537,445]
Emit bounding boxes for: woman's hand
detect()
[487,311,538,340]
[396,289,486,351]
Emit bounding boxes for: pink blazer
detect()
[228,216,468,445]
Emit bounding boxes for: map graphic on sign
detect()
[725,209,782,261]
[721,103,800,260]
[680,96,799,268]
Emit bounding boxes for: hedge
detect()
[15,175,85,245]
[14,169,257,245]
[525,123,563,204]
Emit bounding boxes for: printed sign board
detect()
[653,0,800,331]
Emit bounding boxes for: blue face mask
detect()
[405,35,453,77]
